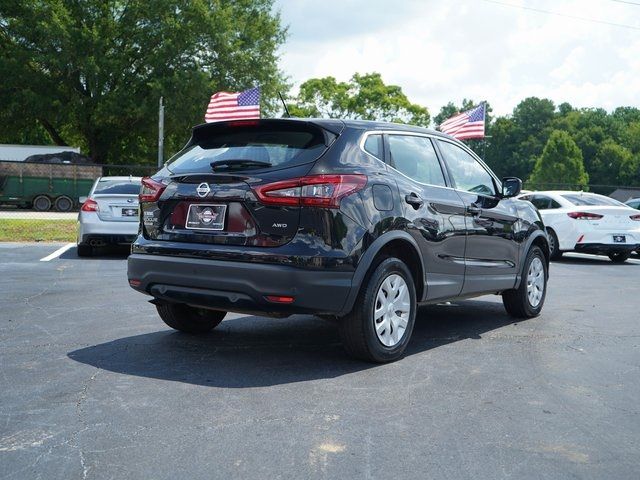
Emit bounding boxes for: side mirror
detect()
[501,177,522,198]
[78,196,87,204]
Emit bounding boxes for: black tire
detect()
[338,257,417,363]
[33,195,51,212]
[54,195,74,212]
[608,251,630,263]
[502,246,547,319]
[546,228,562,260]
[156,303,226,334]
[76,244,93,257]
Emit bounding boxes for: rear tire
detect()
[338,257,416,363]
[546,228,562,260]
[76,244,93,257]
[608,251,630,263]
[33,195,51,212]
[156,303,226,334]
[54,195,74,212]
[502,246,547,319]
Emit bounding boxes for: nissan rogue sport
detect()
[128,118,549,363]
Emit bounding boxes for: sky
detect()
[273,0,640,118]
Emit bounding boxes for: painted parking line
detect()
[39,243,75,262]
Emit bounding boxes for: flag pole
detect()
[157,96,165,169]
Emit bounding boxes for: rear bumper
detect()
[127,253,354,317]
[78,212,139,245]
[574,243,640,255]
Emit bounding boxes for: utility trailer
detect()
[0,160,102,211]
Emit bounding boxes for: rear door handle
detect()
[405,192,424,209]
[466,204,482,215]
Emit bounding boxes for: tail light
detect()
[140,177,166,203]
[631,214,640,221]
[253,175,367,208]
[567,211,603,220]
[81,199,99,212]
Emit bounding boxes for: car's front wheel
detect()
[156,303,226,334]
[339,257,417,363]
[502,245,547,318]
[608,251,630,263]
[546,228,562,260]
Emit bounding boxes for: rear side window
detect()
[93,180,141,195]
[363,134,383,160]
[166,123,330,174]
[387,135,446,187]
[561,194,623,206]
[437,140,496,196]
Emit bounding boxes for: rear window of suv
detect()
[166,123,331,174]
[561,193,623,206]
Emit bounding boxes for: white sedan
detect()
[518,191,640,263]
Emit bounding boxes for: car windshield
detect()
[561,193,624,206]
[93,180,141,195]
[165,124,329,174]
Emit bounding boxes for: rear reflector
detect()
[577,235,584,243]
[81,199,99,212]
[254,174,367,208]
[139,177,166,203]
[567,211,603,220]
[265,295,294,304]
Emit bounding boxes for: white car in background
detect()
[77,176,142,256]
[518,191,640,263]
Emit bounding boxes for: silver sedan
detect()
[77,176,142,256]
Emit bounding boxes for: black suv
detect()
[128,119,549,362]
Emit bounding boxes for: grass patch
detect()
[0,219,76,242]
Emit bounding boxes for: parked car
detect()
[127,119,549,363]
[518,191,640,262]
[77,176,142,256]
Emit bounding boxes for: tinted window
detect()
[387,135,446,187]
[363,134,383,159]
[561,193,623,206]
[550,199,562,209]
[437,141,495,196]
[626,200,640,210]
[93,180,141,195]
[530,196,551,210]
[166,124,328,174]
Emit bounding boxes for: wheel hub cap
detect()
[374,274,411,347]
[526,257,545,307]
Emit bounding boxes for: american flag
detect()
[439,102,486,140]
[204,87,261,123]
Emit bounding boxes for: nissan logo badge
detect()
[196,182,211,198]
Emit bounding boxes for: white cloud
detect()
[275,0,640,118]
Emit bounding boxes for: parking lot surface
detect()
[1,243,639,479]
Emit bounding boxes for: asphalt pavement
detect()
[1,243,639,479]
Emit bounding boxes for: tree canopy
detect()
[288,73,430,127]
[0,0,287,163]
[528,130,589,189]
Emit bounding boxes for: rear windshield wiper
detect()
[210,159,272,170]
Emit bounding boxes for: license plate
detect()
[186,204,226,231]
[122,208,138,217]
[613,235,626,243]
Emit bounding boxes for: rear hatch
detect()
[140,119,341,247]
[577,206,640,230]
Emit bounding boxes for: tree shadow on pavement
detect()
[68,299,526,388]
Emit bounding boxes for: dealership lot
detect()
[1,243,639,479]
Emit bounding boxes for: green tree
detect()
[0,0,287,163]
[528,130,589,189]
[591,139,633,186]
[288,73,430,126]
